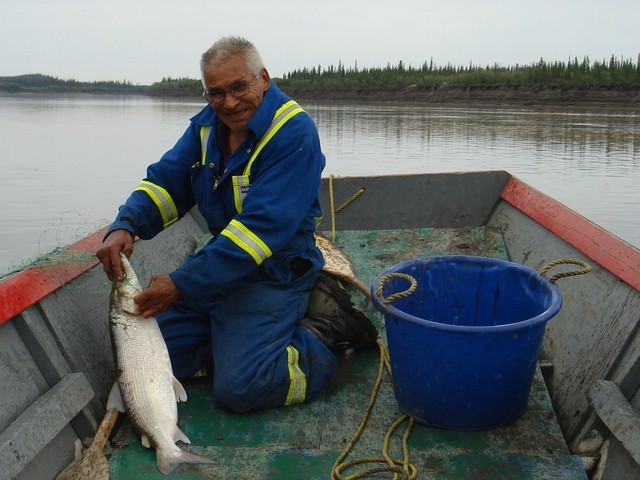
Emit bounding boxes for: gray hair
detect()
[200,36,265,86]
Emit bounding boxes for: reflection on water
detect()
[0,95,638,275]
[308,102,640,250]
[309,103,639,176]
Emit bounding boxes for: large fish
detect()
[107,252,215,475]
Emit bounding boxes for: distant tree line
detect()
[280,55,640,93]
[0,74,148,94]
[0,74,205,96]
[2,55,638,97]
[148,77,202,96]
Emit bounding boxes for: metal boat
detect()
[1,171,638,479]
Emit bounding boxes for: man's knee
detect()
[168,343,210,380]
[214,377,270,412]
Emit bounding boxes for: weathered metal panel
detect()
[0,373,94,480]
[15,307,99,440]
[0,321,50,432]
[15,308,74,386]
[13,425,79,480]
[488,201,640,453]
[38,267,115,403]
[573,307,640,454]
[318,171,510,231]
[594,438,640,480]
[122,214,202,287]
[589,380,640,465]
[0,315,96,480]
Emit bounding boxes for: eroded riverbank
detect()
[288,84,640,108]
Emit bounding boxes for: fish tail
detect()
[157,448,216,475]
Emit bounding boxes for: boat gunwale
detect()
[0,227,107,324]
[500,176,640,292]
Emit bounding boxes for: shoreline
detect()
[2,84,639,110]
[287,84,640,109]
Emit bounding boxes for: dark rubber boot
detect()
[300,272,378,353]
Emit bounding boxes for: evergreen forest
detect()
[1,55,638,100]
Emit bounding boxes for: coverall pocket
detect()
[262,254,313,286]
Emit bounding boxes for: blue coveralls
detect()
[106,82,337,412]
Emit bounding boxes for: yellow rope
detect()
[375,273,418,305]
[329,174,336,243]
[539,258,591,283]
[327,175,365,243]
[335,188,366,213]
[331,339,418,480]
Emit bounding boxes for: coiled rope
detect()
[331,273,420,480]
[330,338,417,480]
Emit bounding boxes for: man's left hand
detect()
[134,274,180,318]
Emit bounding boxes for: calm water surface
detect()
[1,94,639,276]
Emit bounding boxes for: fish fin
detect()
[141,435,151,448]
[172,376,188,402]
[157,448,216,475]
[174,426,191,445]
[106,381,126,413]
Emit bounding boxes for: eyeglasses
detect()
[202,74,259,103]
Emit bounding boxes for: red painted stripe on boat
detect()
[500,176,640,291]
[0,227,108,324]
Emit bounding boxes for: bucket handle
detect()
[539,258,592,283]
[375,272,418,305]
[376,258,592,305]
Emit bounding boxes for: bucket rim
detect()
[371,255,563,333]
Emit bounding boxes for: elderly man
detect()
[97,36,377,412]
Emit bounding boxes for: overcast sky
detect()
[2,0,638,85]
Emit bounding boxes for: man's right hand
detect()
[96,229,134,280]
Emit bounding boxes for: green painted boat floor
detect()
[109,228,587,479]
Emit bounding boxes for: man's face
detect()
[202,55,270,132]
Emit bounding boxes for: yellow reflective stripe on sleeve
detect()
[134,180,179,229]
[242,100,304,177]
[220,219,272,264]
[285,345,307,406]
[199,126,212,166]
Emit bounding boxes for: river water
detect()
[1,94,639,276]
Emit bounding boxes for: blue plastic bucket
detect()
[371,255,562,430]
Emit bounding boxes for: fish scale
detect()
[108,253,215,475]
[111,315,177,445]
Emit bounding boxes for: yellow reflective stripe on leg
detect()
[220,219,272,264]
[134,180,179,229]
[285,345,307,406]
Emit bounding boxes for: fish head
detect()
[110,253,143,315]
